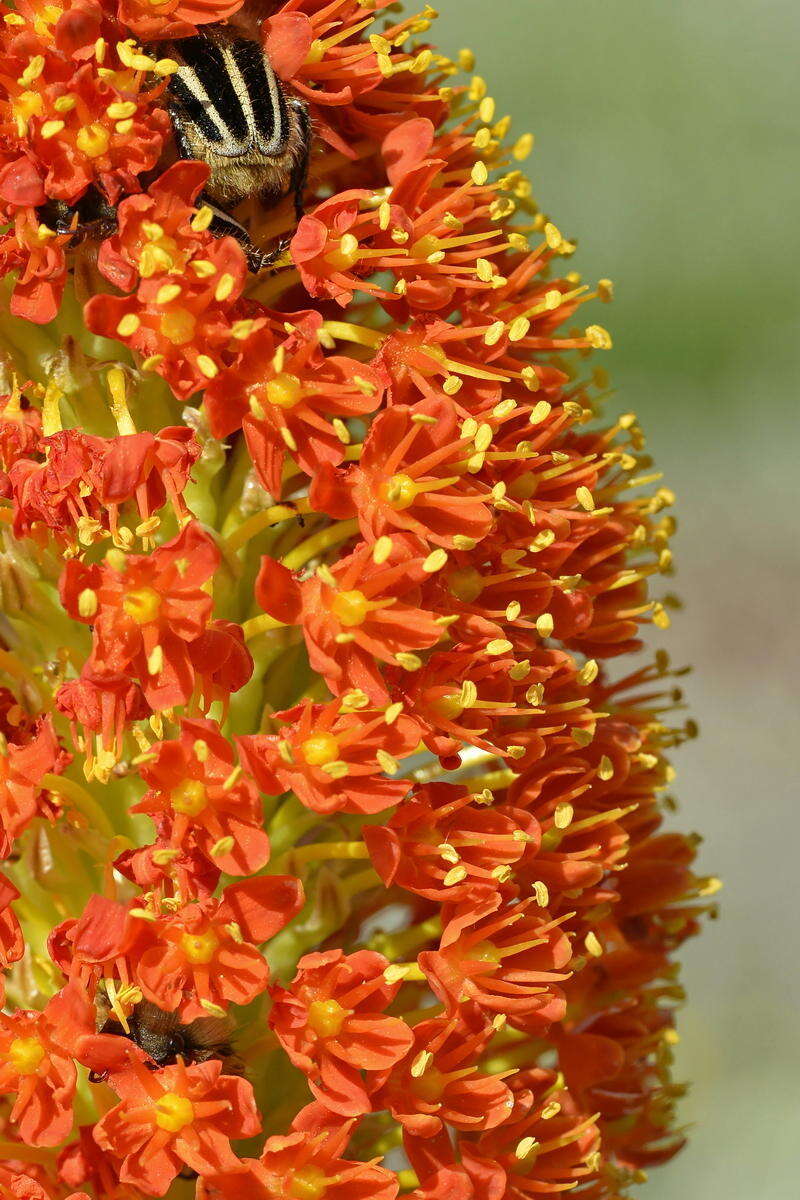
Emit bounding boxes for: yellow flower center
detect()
[289,1167,329,1200]
[448,567,484,604]
[154,1092,194,1133]
[122,586,161,624]
[139,233,182,278]
[160,308,196,346]
[180,929,219,965]
[430,692,465,721]
[329,589,371,628]
[265,373,304,409]
[471,939,502,964]
[300,734,341,767]
[9,1036,46,1075]
[380,472,417,510]
[76,123,110,159]
[13,91,44,129]
[324,235,359,271]
[307,998,348,1038]
[411,1065,447,1103]
[171,779,208,817]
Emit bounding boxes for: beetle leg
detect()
[195,194,288,272]
[38,195,118,244]
[287,96,312,221]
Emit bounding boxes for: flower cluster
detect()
[0,2,712,1197]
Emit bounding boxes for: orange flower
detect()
[133,717,270,875]
[311,396,494,549]
[59,520,219,709]
[256,537,443,703]
[270,950,414,1115]
[238,697,420,815]
[94,1058,260,1195]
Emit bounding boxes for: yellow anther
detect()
[372,536,393,565]
[544,222,564,251]
[78,589,98,619]
[598,277,614,302]
[191,205,214,232]
[474,422,493,453]
[577,659,598,685]
[487,639,513,656]
[156,283,182,306]
[325,233,359,271]
[215,273,235,302]
[521,366,540,393]
[444,865,468,886]
[191,259,216,279]
[585,324,613,349]
[471,161,489,186]
[584,931,603,957]
[535,613,554,637]
[395,652,422,671]
[19,55,45,86]
[469,74,487,101]
[598,756,614,781]
[515,1136,539,1160]
[146,645,163,677]
[508,316,530,342]
[554,802,573,829]
[197,355,219,380]
[154,58,180,76]
[423,549,448,574]
[513,132,534,160]
[40,119,65,139]
[107,101,137,119]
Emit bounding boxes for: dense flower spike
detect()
[0,1,708,1196]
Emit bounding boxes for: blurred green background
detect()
[434,2,799,1197]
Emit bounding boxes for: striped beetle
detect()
[41,13,312,272]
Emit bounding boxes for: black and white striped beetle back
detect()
[36,24,312,273]
[170,36,290,164]
[165,27,312,268]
